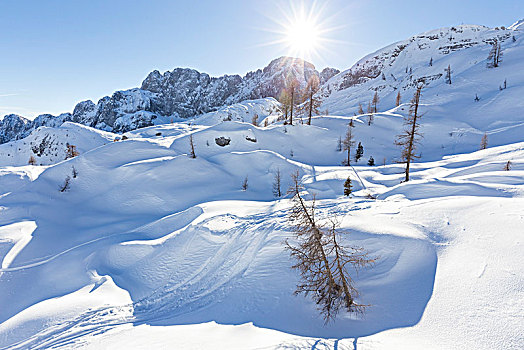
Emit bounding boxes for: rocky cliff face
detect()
[0,57,338,144]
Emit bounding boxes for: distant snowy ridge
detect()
[509,19,524,30]
[0,57,339,143]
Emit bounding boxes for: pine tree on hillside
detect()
[355,142,364,162]
[395,85,423,182]
[285,172,376,323]
[487,39,503,68]
[343,176,352,196]
[367,156,375,166]
[503,160,512,171]
[342,124,355,166]
[287,77,301,125]
[429,57,433,66]
[445,65,452,84]
[480,133,488,150]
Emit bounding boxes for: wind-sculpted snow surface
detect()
[0,117,522,349]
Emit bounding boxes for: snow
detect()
[0,22,523,350]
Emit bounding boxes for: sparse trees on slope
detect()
[480,132,488,150]
[445,65,452,84]
[342,124,355,166]
[487,39,503,68]
[303,75,321,125]
[285,172,375,323]
[395,85,423,182]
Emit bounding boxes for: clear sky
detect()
[1,0,523,119]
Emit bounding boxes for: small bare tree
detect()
[285,172,375,323]
[28,155,36,165]
[445,65,452,84]
[242,175,248,191]
[304,76,321,125]
[342,124,355,166]
[372,91,379,114]
[71,166,78,178]
[487,39,503,68]
[480,133,488,150]
[357,103,364,115]
[189,134,196,158]
[396,91,401,107]
[272,169,282,197]
[395,85,423,182]
[251,114,258,126]
[503,160,512,171]
[59,176,71,192]
[65,144,79,159]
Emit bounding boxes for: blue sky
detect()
[1,0,523,118]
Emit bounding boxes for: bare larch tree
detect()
[285,172,375,322]
[272,168,282,197]
[342,123,355,166]
[480,132,488,150]
[396,91,402,107]
[487,39,503,68]
[395,85,423,182]
[304,76,321,125]
[189,133,196,158]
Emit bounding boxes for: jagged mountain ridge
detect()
[0,57,339,143]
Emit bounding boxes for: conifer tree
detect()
[304,75,321,125]
[343,176,352,196]
[189,134,196,158]
[503,160,512,171]
[480,132,488,150]
[65,144,79,159]
[242,176,248,191]
[372,92,379,114]
[285,172,375,323]
[367,156,375,166]
[487,39,503,68]
[342,124,355,166]
[287,77,301,125]
[445,65,452,84]
[395,85,423,182]
[279,89,291,121]
[357,103,364,115]
[355,142,364,162]
[272,169,282,197]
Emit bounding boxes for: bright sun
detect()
[285,18,320,56]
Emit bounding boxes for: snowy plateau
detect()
[0,21,523,350]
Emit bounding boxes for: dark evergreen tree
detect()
[367,156,375,166]
[355,142,364,162]
[343,176,352,196]
[487,39,503,68]
[445,65,452,84]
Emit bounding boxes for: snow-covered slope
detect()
[0,122,116,167]
[320,25,524,159]
[0,117,522,349]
